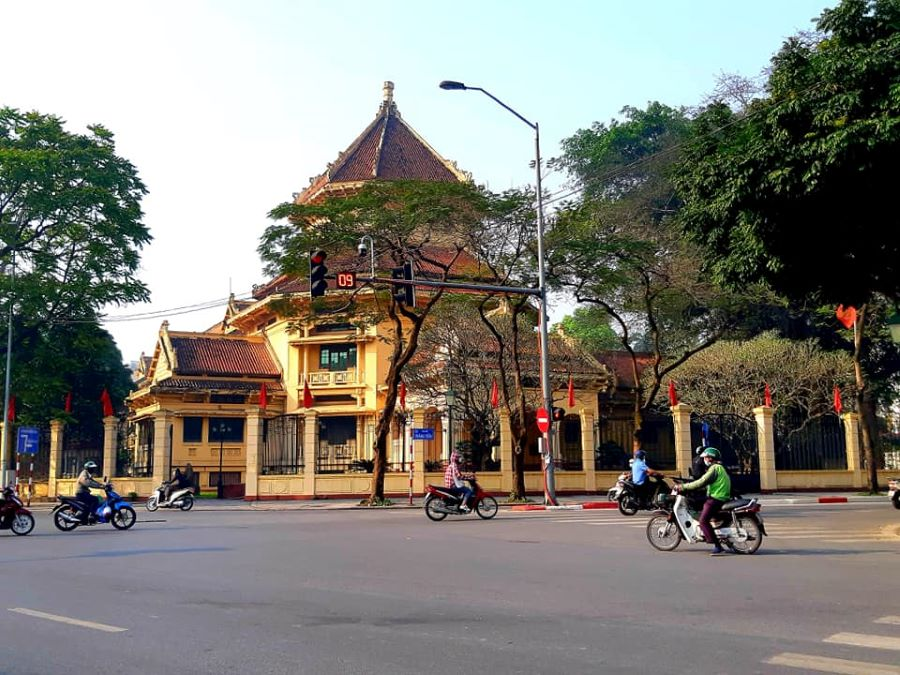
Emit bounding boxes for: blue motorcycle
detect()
[52,482,137,532]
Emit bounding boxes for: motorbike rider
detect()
[675,447,732,556]
[443,450,473,512]
[690,446,707,479]
[75,460,104,521]
[163,463,195,503]
[631,433,664,505]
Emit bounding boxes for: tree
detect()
[554,306,620,352]
[548,103,770,431]
[674,0,900,490]
[0,107,152,329]
[261,180,499,503]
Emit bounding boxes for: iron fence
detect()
[775,412,847,470]
[262,415,304,475]
[691,413,759,494]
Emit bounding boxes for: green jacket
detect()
[682,463,730,501]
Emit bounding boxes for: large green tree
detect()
[554,306,620,353]
[675,0,900,490]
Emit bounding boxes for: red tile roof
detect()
[153,378,283,393]
[593,350,654,390]
[169,335,281,378]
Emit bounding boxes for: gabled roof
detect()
[168,333,281,378]
[295,81,469,205]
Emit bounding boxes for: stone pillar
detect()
[754,406,777,493]
[580,409,597,493]
[152,412,172,486]
[842,412,863,486]
[102,416,117,479]
[499,409,513,494]
[303,411,318,497]
[245,409,264,501]
[48,419,64,497]
[671,403,693,476]
[411,409,425,495]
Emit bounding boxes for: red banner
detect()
[490,378,499,409]
[835,305,857,330]
[764,382,772,407]
[259,383,268,410]
[303,379,314,409]
[567,374,575,408]
[100,388,114,417]
[833,385,842,415]
[667,381,678,407]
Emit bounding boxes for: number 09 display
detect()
[336,272,357,289]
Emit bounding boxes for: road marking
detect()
[823,538,900,544]
[875,616,900,625]
[8,608,127,633]
[766,652,900,674]
[823,632,900,650]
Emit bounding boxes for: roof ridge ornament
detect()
[379,80,398,117]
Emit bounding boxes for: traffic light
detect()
[552,407,566,422]
[391,262,415,306]
[309,249,328,298]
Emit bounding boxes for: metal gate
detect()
[691,414,760,494]
[775,411,847,470]
[262,415,304,475]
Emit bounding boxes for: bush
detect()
[424,460,444,472]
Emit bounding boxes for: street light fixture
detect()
[439,79,557,504]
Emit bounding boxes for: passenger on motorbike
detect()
[443,451,473,512]
[75,460,104,519]
[675,447,731,556]
[631,434,664,504]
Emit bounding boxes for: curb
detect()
[817,496,848,504]
[511,501,618,512]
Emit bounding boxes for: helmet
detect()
[634,450,646,460]
[84,460,98,471]
[701,447,721,460]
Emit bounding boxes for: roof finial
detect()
[383,81,394,104]
[379,81,398,117]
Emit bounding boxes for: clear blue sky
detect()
[1,0,835,361]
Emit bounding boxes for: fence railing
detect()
[262,415,304,475]
[775,412,846,471]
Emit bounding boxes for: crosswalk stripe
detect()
[823,632,900,650]
[766,652,900,674]
[875,617,900,625]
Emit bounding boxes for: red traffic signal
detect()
[552,407,566,422]
[310,249,328,298]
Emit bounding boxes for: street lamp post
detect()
[439,80,557,504]
[445,389,456,459]
[212,421,231,499]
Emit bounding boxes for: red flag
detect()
[398,381,406,410]
[259,383,268,410]
[567,374,575,408]
[64,391,72,414]
[490,377,499,409]
[100,388,114,417]
[833,385,842,415]
[667,381,678,407]
[303,378,313,409]
[7,395,14,422]
[835,305,857,330]
[764,382,772,407]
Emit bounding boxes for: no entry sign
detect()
[536,407,550,434]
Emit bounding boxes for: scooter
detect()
[646,478,766,554]
[146,481,194,511]
[424,479,499,521]
[607,470,629,503]
[0,486,35,536]
[616,474,672,516]
[52,481,137,532]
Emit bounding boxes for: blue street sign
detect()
[411,428,435,441]
[16,427,40,455]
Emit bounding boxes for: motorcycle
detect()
[616,474,672,516]
[646,478,766,554]
[889,478,899,510]
[146,481,194,512]
[607,470,629,503]
[424,479,499,521]
[0,486,35,536]
[52,481,137,532]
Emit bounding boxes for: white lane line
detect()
[825,538,900,544]
[8,608,127,633]
[766,652,900,674]
[875,617,900,625]
[823,632,900,651]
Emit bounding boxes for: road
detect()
[0,501,898,674]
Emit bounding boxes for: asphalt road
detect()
[0,501,898,674]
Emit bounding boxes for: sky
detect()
[0,0,835,363]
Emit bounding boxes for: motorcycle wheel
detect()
[618,495,639,516]
[728,515,762,554]
[11,512,35,536]
[424,496,448,521]
[145,495,159,512]
[475,496,499,520]
[111,505,137,530]
[179,494,194,511]
[53,506,80,532]
[646,514,682,551]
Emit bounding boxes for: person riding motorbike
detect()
[690,446,707,479]
[75,460,104,520]
[631,433,664,505]
[163,463,195,503]
[675,447,732,556]
[443,451,473,512]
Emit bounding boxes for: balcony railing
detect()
[307,369,357,386]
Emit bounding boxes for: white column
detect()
[499,409,513,494]
[152,412,171,486]
[245,409,263,501]
[102,415,117,479]
[842,412,863,487]
[754,406,777,492]
[580,409,596,493]
[303,411,318,497]
[671,403,693,476]
[48,419,64,497]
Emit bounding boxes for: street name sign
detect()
[411,428,435,441]
[16,427,40,455]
